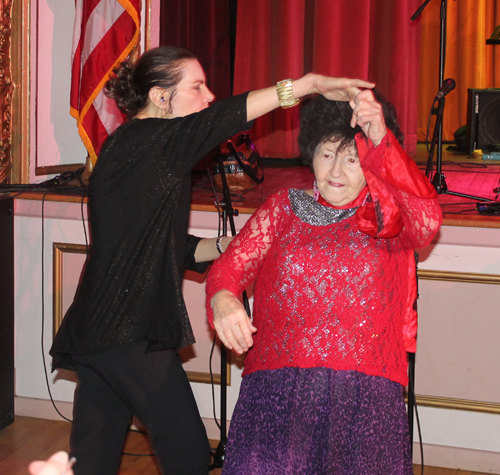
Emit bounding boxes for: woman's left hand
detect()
[211,289,257,355]
[349,89,387,146]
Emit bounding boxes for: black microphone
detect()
[434,78,456,101]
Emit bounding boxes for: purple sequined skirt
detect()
[222,367,413,475]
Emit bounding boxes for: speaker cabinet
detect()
[0,198,14,431]
[466,88,500,154]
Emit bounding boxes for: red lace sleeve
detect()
[355,131,442,248]
[205,191,286,327]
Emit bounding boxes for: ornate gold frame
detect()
[0,0,14,182]
[1,0,30,183]
[415,268,500,414]
[3,0,153,183]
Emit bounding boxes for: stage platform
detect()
[191,144,500,227]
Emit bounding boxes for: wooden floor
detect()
[0,416,492,475]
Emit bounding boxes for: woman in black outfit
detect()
[50,45,373,475]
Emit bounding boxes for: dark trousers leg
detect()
[71,342,210,475]
[71,356,132,475]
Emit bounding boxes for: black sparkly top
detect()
[50,93,252,370]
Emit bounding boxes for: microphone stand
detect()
[410,0,497,455]
[414,0,492,203]
[210,150,251,470]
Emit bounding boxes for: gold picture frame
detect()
[52,241,229,385]
[414,268,500,414]
[52,242,88,335]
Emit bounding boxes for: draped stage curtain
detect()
[233,0,422,158]
[417,0,500,142]
[160,0,233,101]
[159,0,497,154]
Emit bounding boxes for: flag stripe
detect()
[78,10,139,119]
[94,87,124,135]
[81,1,125,66]
[71,0,140,163]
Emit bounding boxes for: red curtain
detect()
[417,0,500,142]
[160,0,232,101]
[234,0,422,157]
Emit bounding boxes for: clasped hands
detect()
[314,75,388,147]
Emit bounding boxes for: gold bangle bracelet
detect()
[276,79,301,109]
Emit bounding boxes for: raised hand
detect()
[349,89,387,146]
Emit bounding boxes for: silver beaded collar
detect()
[288,188,358,226]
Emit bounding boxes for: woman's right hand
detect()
[211,289,257,355]
[311,74,375,102]
[247,73,374,122]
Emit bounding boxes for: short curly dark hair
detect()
[298,89,404,167]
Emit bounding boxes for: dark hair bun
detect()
[105,61,142,115]
[104,46,197,119]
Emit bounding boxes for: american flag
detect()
[70,0,141,165]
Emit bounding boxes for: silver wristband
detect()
[216,236,224,255]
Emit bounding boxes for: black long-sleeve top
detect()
[50,93,252,370]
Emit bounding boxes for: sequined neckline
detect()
[288,189,358,226]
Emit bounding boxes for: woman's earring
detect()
[161,97,165,102]
[313,181,320,201]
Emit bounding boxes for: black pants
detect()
[71,341,210,475]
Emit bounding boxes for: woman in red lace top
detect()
[206,89,442,474]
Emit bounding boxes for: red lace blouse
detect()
[206,131,442,386]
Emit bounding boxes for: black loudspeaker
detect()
[466,88,500,154]
[0,198,14,431]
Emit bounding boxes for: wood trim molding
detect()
[185,369,231,386]
[414,394,500,415]
[442,214,500,229]
[36,164,85,176]
[418,268,500,285]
